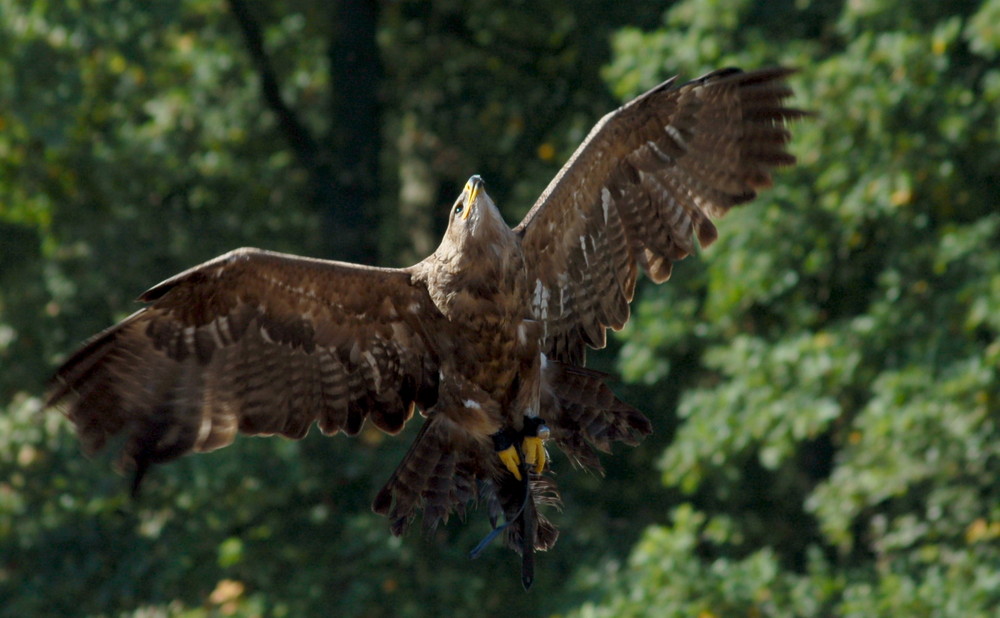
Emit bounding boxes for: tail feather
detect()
[378,417,563,589]
[543,360,652,472]
[372,415,490,535]
[492,473,561,553]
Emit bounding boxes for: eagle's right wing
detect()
[47,248,446,490]
[515,67,805,364]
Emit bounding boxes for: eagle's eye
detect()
[454,204,464,216]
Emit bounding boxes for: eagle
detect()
[47,67,803,588]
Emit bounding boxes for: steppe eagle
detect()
[48,67,803,588]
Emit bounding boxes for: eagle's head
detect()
[440,175,511,251]
[420,175,521,300]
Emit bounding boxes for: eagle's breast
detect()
[417,221,533,410]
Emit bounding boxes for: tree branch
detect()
[228,0,321,171]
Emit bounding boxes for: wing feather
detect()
[47,247,445,482]
[516,67,805,363]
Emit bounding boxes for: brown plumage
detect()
[47,67,804,588]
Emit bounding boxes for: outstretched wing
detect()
[47,247,445,489]
[516,67,804,363]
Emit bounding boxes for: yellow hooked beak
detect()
[462,175,483,220]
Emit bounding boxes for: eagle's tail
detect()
[543,360,653,472]
[481,471,560,589]
[371,414,486,535]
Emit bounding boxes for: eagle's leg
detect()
[492,418,550,480]
[492,427,524,481]
[521,416,550,475]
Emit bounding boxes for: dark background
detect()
[1,1,998,615]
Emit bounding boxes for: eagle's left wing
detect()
[47,247,447,493]
[515,67,804,364]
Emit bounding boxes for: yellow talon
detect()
[523,436,547,474]
[498,445,522,481]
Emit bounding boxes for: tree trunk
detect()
[324,0,382,263]
[230,0,383,264]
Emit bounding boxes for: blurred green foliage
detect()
[579,0,1000,616]
[2,0,997,617]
